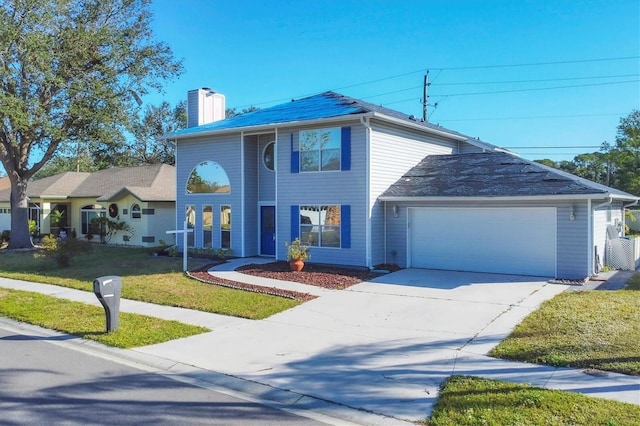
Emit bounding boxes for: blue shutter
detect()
[341,127,351,171]
[290,133,299,173]
[291,205,299,240]
[341,205,351,248]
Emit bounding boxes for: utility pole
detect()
[422,71,429,122]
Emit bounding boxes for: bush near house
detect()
[41,235,93,268]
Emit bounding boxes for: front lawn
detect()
[0,288,209,348]
[0,246,299,319]
[490,275,640,375]
[429,375,640,425]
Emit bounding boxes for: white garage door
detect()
[409,207,556,277]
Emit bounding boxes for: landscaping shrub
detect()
[41,235,93,267]
[1,230,10,243]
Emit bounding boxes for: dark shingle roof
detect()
[166,91,488,145]
[0,164,175,202]
[380,152,638,200]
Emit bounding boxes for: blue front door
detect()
[260,206,276,256]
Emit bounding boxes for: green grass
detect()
[490,281,640,375]
[0,245,299,319]
[0,288,209,348]
[428,375,640,426]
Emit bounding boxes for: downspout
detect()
[240,132,245,257]
[383,201,388,264]
[591,196,612,276]
[360,116,373,269]
[274,128,279,260]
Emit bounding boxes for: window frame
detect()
[299,127,341,173]
[131,203,142,220]
[220,205,231,249]
[299,205,341,248]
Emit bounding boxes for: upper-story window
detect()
[263,142,275,171]
[299,127,341,172]
[187,161,231,194]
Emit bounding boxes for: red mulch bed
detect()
[187,260,399,302]
[236,261,388,290]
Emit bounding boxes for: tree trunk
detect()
[7,175,32,249]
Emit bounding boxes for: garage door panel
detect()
[409,207,556,277]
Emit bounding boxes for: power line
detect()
[363,74,639,101]
[441,113,626,122]
[433,73,639,86]
[382,79,639,105]
[234,55,640,109]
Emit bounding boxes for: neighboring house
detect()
[164,89,639,279]
[0,176,10,231]
[0,164,176,247]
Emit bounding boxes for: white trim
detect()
[240,132,245,257]
[380,194,638,202]
[588,198,594,275]
[165,111,476,145]
[361,116,373,269]
[274,128,279,260]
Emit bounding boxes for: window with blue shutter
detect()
[341,127,351,171]
[290,205,299,240]
[341,205,351,248]
[290,133,299,173]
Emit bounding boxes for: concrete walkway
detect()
[0,261,638,425]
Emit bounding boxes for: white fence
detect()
[607,236,640,271]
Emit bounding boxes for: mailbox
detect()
[93,276,122,332]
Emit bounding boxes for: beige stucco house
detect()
[0,164,176,247]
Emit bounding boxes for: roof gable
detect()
[381,152,638,200]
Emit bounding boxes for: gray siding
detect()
[276,121,367,266]
[176,135,241,251]
[369,121,459,266]
[243,135,260,256]
[556,201,589,279]
[258,134,276,202]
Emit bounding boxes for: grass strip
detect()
[0,246,300,319]
[490,286,640,375]
[428,375,640,425]
[0,288,209,348]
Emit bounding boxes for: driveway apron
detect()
[135,269,568,421]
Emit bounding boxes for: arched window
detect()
[131,203,142,219]
[186,161,231,194]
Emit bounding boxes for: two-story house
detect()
[165,89,638,279]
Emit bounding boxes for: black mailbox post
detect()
[93,276,122,332]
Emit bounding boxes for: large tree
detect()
[130,100,186,165]
[0,0,182,248]
[609,110,640,196]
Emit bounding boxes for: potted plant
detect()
[285,238,310,272]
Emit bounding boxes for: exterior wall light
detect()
[569,206,575,221]
[393,205,400,218]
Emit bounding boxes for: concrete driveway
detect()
[135,268,568,422]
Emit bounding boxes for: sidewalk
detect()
[0,261,638,424]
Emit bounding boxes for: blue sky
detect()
[146,0,640,162]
